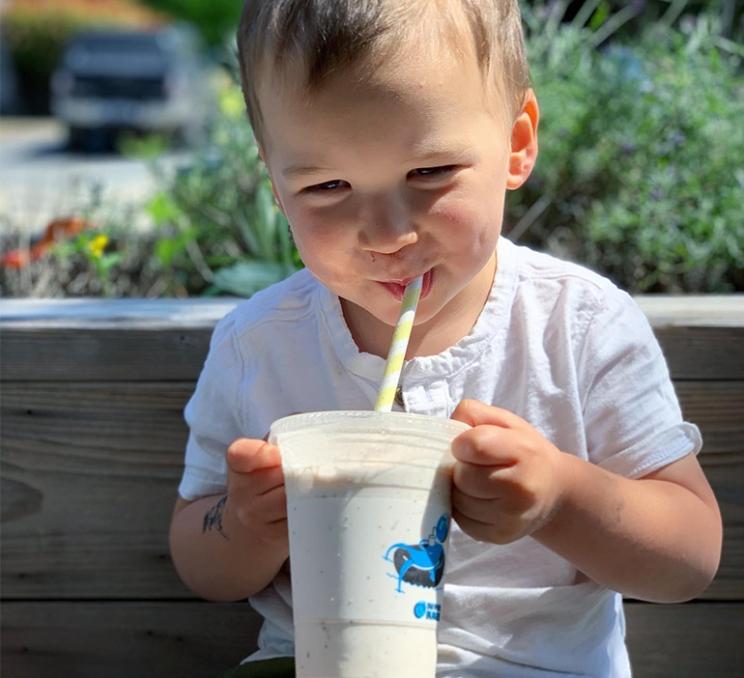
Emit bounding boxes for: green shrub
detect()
[521,1,742,42]
[142,82,300,297]
[4,5,741,298]
[0,76,299,298]
[508,9,744,292]
[135,0,242,47]
[0,196,167,298]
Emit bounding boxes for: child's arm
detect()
[169,439,288,602]
[450,399,722,603]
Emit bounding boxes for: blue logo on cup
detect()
[383,513,450,593]
[413,601,441,621]
[435,514,449,542]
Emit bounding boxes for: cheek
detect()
[429,192,504,252]
[286,206,342,254]
[273,181,349,254]
[285,208,357,284]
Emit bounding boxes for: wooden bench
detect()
[2,296,743,677]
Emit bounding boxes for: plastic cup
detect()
[269,410,469,678]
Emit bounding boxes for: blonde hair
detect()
[237,0,531,143]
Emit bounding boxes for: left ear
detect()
[506,89,539,190]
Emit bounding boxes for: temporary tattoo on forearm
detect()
[203,494,229,540]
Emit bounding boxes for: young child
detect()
[169,1,723,676]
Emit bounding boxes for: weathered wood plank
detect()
[1,381,193,456]
[624,602,744,677]
[2,381,739,452]
[676,382,744,601]
[0,298,240,327]
[2,326,743,382]
[2,298,743,381]
[1,601,260,678]
[0,327,214,381]
[675,381,744,599]
[674,381,744,600]
[653,326,744,381]
[2,380,742,600]
[3,296,742,327]
[2,601,742,678]
[633,295,744,327]
[675,381,744,454]
[1,382,191,600]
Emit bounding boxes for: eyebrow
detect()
[412,151,471,165]
[281,165,332,179]
[409,142,474,164]
[280,144,475,179]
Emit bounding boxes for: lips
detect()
[378,269,433,300]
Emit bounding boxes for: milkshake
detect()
[270,410,469,678]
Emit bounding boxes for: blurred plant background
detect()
[511,0,744,292]
[136,0,242,49]
[1,0,166,114]
[1,0,742,298]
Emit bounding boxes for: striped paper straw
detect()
[374,275,423,412]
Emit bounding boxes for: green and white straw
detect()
[374,275,423,412]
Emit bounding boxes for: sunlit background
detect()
[0,0,741,298]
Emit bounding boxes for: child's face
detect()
[258,37,536,353]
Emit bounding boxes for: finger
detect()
[453,461,512,499]
[263,518,289,544]
[451,506,497,544]
[452,485,500,524]
[231,464,285,496]
[227,439,282,473]
[233,484,288,525]
[453,476,533,516]
[451,399,528,430]
[451,425,518,466]
[452,488,523,545]
[252,485,288,523]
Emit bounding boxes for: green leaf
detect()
[146,192,181,226]
[155,238,182,266]
[99,253,122,269]
[589,1,611,31]
[212,260,296,297]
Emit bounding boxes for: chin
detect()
[342,280,447,329]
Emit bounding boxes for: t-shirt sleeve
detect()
[177,313,246,500]
[577,287,702,478]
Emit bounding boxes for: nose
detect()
[358,194,418,255]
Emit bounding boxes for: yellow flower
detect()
[88,234,109,258]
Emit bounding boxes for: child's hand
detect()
[225,438,288,552]
[450,399,566,545]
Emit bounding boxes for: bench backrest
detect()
[1,297,743,677]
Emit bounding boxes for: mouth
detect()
[377,269,433,301]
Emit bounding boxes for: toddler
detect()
[169,1,722,676]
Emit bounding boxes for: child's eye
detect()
[304,179,349,193]
[408,165,457,179]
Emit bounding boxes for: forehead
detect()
[257,35,508,163]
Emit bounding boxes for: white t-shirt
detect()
[178,237,701,677]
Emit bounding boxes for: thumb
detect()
[227,438,282,473]
[451,399,526,430]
